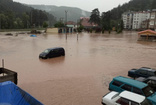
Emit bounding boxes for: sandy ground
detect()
[1,31,156,105]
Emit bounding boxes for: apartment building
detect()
[132,11,150,29]
[149,9,156,30]
[122,12,133,29]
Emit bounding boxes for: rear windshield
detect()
[142,86,154,97]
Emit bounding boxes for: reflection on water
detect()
[0,31,156,105]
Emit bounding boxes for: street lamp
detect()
[65,10,68,40]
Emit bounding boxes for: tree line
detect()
[0,0,56,29]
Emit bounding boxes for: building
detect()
[132,11,150,29]
[138,29,156,41]
[149,9,156,30]
[140,19,150,29]
[80,17,97,28]
[66,21,77,33]
[122,12,133,29]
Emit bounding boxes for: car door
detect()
[121,84,132,92]
[109,80,124,92]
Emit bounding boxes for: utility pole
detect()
[0,15,1,32]
[65,10,68,40]
[77,19,79,41]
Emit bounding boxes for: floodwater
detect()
[1,31,156,105]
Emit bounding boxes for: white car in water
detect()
[101,91,152,105]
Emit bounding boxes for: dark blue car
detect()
[128,67,156,78]
[39,47,65,59]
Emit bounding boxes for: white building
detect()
[149,9,156,30]
[122,12,133,29]
[132,11,150,29]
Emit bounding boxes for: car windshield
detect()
[142,86,154,97]
[44,49,50,54]
[141,98,153,105]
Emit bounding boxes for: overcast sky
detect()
[13,0,130,12]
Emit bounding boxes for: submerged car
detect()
[101,91,152,105]
[136,76,156,91]
[109,76,156,105]
[39,47,65,59]
[128,67,156,78]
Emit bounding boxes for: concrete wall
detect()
[46,28,58,33]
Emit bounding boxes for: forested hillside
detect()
[29,5,91,22]
[0,0,56,29]
[110,0,156,20]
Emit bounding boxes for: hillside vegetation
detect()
[0,0,56,29]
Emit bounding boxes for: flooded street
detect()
[1,31,156,105]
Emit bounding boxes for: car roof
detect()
[114,76,148,89]
[139,67,156,72]
[148,76,156,80]
[120,91,145,103]
[47,47,64,50]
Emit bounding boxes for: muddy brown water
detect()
[0,31,156,105]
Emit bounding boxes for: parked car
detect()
[101,91,152,105]
[136,76,156,91]
[109,76,156,105]
[128,67,156,78]
[39,47,65,59]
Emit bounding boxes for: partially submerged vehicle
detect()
[0,81,43,105]
[136,76,156,91]
[39,47,65,59]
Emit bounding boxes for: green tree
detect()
[22,12,30,28]
[89,8,101,26]
[101,11,112,33]
[14,17,24,29]
[43,21,48,28]
[54,21,65,28]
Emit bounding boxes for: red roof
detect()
[66,21,76,25]
[138,29,156,35]
[80,17,98,27]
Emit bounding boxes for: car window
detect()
[141,99,153,105]
[147,72,154,76]
[112,80,123,87]
[131,101,139,105]
[147,80,156,86]
[138,70,147,75]
[142,86,154,97]
[121,84,132,91]
[116,97,129,105]
[133,87,143,95]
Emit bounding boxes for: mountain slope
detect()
[29,5,91,22]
